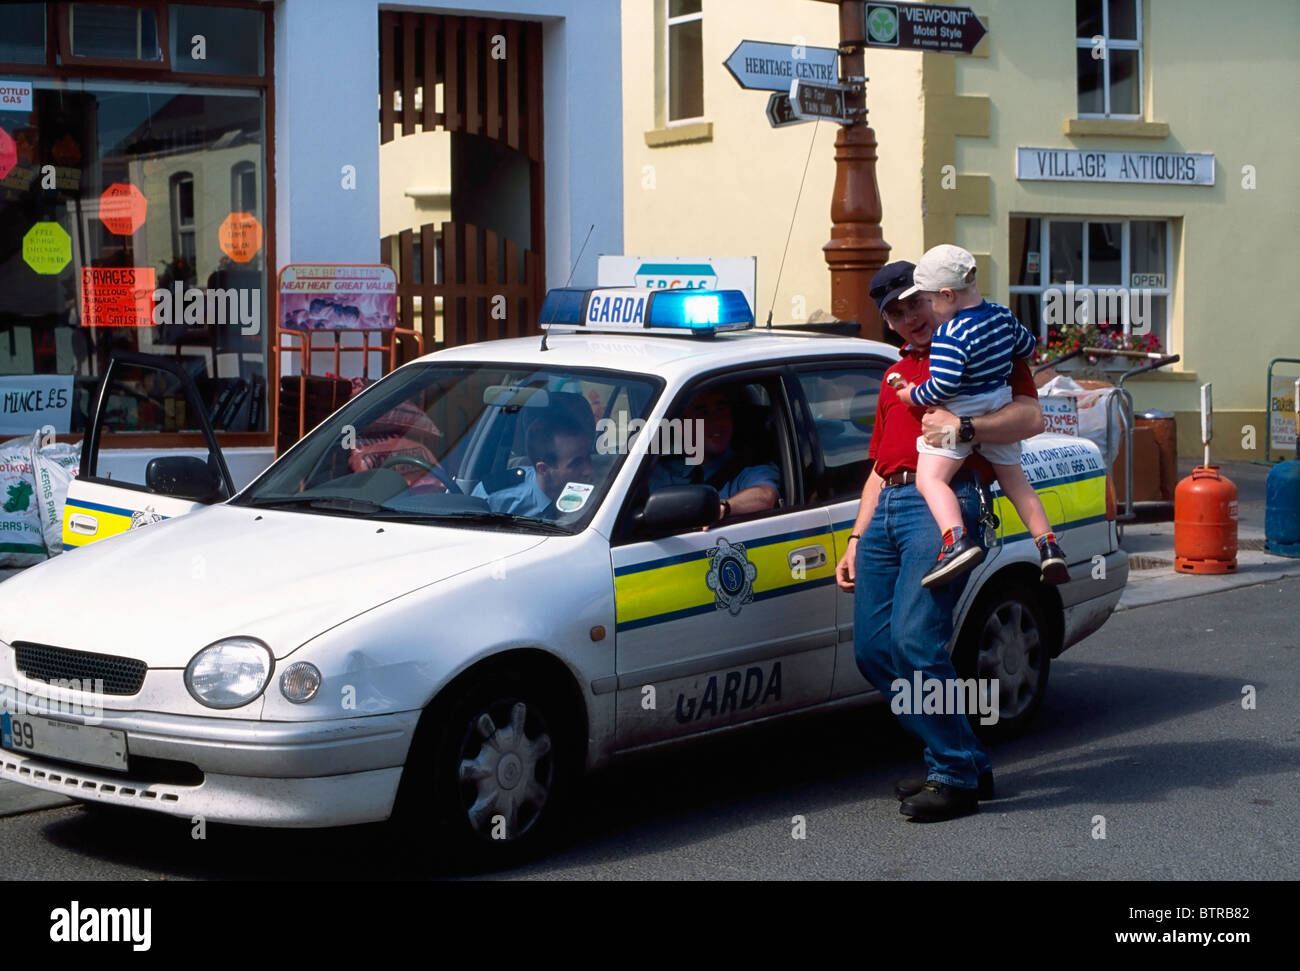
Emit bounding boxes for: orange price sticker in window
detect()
[219,211,263,263]
[98,183,148,236]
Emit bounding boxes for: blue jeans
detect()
[853,478,992,789]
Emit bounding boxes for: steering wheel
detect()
[380,453,463,494]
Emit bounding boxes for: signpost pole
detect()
[824,0,889,342]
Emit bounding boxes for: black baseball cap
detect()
[870,261,916,313]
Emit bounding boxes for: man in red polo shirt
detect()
[835,260,1043,822]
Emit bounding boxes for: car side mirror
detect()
[636,484,719,534]
[145,456,226,503]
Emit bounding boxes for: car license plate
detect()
[0,711,128,771]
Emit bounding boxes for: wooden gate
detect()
[379,12,545,355]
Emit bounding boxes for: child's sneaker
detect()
[1037,536,1069,584]
[922,535,986,588]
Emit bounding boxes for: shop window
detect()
[0,3,46,65]
[169,4,265,77]
[0,79,269,436]
[1009,216,1171,354]
[666,0,703,124]
[1075,0,1141,118]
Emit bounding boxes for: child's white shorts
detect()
[915,386,1023,466]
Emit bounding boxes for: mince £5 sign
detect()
[864,3,987,55]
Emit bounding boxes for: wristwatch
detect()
[958,416,976,443]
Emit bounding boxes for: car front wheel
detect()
[397,668,575,872]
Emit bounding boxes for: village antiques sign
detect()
[1016,147,1215,186]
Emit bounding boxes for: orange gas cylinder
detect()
[1174,466,1238,573]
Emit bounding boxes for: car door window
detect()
[82,355,233,498]
[794,361,886,503]
[615,373,793,539]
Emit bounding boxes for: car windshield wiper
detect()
[241,495,387,515]
[374,510,572,534]
[239,498,572,533]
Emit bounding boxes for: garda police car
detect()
[0,287,1126,868]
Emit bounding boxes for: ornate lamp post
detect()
[814,0,889,342]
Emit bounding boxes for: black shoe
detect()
[921,536,986,588]
[899,781,980,821]
[1038,540,1069,584]
[895,771,994,802]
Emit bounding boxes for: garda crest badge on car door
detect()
[130,507,164,529]
[705,538,757,616]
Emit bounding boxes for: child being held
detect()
[887,244,1069,589]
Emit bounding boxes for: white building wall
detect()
[274,0,624,290]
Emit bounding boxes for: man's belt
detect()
[881,470,918,487]
[881,468,980,488]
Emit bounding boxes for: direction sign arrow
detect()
[789,79,855,125]
[765,93,809,128]
[724,39,839,92]
[863,2,987,55]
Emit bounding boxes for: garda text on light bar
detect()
[585,289,648,327]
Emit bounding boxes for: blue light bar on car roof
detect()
[538,287,754,337]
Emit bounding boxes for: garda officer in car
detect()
[648,388,780,525]
[475,413,594,517]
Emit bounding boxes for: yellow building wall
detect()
[621,0,926,324]
[621,0,1296,459]
[379,129,452,239]
[943,0,1299,458]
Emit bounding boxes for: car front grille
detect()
[12,642,147,696]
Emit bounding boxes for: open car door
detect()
[62,353,235,551]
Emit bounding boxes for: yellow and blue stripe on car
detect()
[61,497,168,551]
[614,524,838,631]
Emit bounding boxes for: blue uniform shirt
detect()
[648,450,780,501]
[472,467,553,516]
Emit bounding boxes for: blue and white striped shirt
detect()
[910,301,1039,406]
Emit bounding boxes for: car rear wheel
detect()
[954,579,1053,741]
[396,668,576,873]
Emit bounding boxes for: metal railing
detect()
[1033,347,1180,534]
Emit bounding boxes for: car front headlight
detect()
[185,637,274,709]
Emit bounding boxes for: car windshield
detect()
[234,363,662,532]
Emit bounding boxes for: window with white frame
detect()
[1008,216,1172,352]
[666,0,703,124]
[1076,0,1141,118]
[231,160,257,212]
[169,171,196,271]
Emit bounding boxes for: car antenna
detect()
[540,223,595,351]
[766,120,821,330]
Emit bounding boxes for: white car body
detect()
[0,322,1128,841]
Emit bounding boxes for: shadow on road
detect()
[32,649,1286,879]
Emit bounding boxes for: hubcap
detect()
[976,601,1042,720]
[457,700,553,841]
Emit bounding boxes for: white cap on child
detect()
[900,244,977,298]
